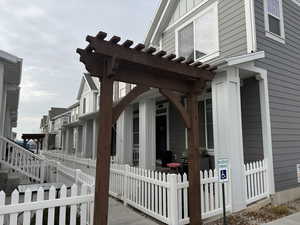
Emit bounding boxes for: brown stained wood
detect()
[96,31,107,40]
[114,69,191,93]
[191,61,203,67]
[185,59,194,65]
[80,38,214,80]
[133,43,145,51]
[165,53,176,60]
[109,36,121,44]
[144,47,156,54]
[173,56,185,63]
[208,66,218,71]
[199,64,210,70]
[122,40,134,48]
[112,85,150,124]
[154,50,166,57]
[186,94,203,225]
[159,89,191,128]
[94,76,114,225]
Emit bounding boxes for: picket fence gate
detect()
[0,184,94,225]
[244,160,268,204]
[110,163,232,225]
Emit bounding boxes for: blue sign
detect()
[217,158,229,183]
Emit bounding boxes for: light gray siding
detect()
[255,0,300,191]
[161,0,247,59]
[241,78,264,163]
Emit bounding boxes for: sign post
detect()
[217,159,229,225]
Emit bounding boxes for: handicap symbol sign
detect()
[217,158,229,183]
[219,168,229,183]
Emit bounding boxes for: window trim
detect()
[175,1,219,63]
[198,93,214,153]
[264,0,285,44]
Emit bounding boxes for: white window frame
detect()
[118,82,126,98]
[175,1,219,63]
[198,93,214,154]
[264,0,285,44]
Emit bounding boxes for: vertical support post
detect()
[186,93,202,225]
[75,169,80,185]
[123,164,130,206]
[93,75,114,225]
[40,158,45,184]
[168,174,179,225]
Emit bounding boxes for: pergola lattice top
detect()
[76,31,216,93]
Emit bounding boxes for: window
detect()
[83,98,86,114]
[199,98,214,151]
[264,0,285,43]
[176,2,219,62]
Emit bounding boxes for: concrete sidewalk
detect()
[108,198,159,225]
[262,212,300,225]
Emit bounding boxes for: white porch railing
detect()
[0,184,94,225]
[244,160,268,205]
[0,136,46,182]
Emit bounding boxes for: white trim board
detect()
[244,0,257,53]
[174,1,220,63]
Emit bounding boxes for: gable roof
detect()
[49,107,68,120]
[76,73,98,100]
[144,0,179,47]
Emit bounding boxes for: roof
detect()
[68,102,80,109]
[48,107,68,120]
[0,50,22,64]
[76,73,98,100]
[144,0,179,47]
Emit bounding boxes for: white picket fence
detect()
[244,160,268,204]
[0,184,94,225]
[0,136,46,182]
[109,163,231,225]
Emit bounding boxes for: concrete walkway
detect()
[108,198,159,225]
[262,212,300,225]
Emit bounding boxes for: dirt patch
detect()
[205,202,296,225]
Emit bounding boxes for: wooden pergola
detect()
[77,31,216,225]
[22,133,45,154]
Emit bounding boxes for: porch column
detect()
[0,64,4,137]
[82,122,87,157]
[116,106,133,164]
[76,126,83,157]
[139,99,156,170]
[212,67,247,212]
[92,119,98,160]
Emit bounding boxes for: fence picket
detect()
[59,185,67,225]
[80,184,88,225]
[23,189,32,225]
[36,187,44,225]
[0,191,5,225]
[70,184,78,225]
[47,186,56,225]
[9,190,19,225]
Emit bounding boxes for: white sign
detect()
[217,159,229,183]
[297,164,300,183]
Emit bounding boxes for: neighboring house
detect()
[40,107,68,150]
[0,50,22,139]
[41,0,300,215]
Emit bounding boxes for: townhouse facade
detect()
[41,0,300,214]
[0,50,22,140]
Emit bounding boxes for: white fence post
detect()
[75,169,81,185]
[123,165,130,206]
[40,159,46,183]
[168,174,179,225]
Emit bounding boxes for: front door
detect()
[156,115,167,160]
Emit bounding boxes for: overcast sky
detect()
[0,0,160,138]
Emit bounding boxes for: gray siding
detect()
[255,0,300,191]
[161,0,247,59]
[241,78,264,163]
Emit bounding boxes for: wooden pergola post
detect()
[187,93,202,225]
[94,74,114,224]
[76,31,216,225]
